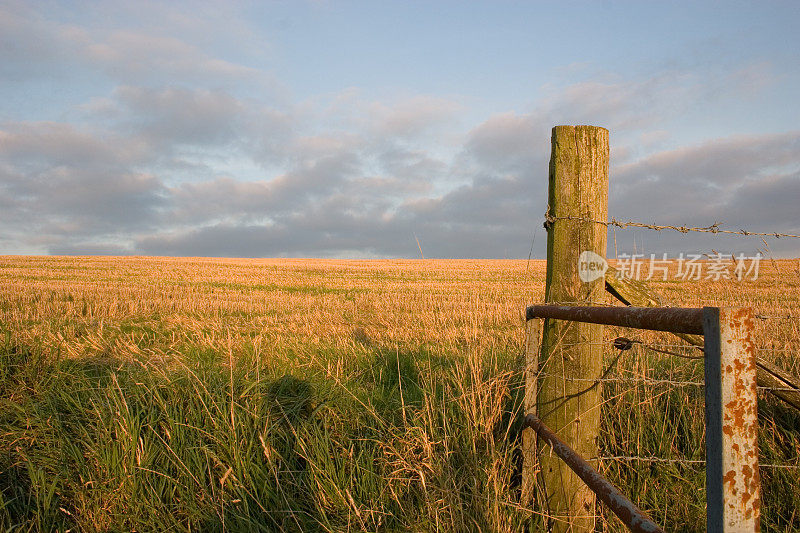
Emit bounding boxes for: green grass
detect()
[2,330,798,532]
[0,331,533,532]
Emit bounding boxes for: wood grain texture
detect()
[538,125,609,532]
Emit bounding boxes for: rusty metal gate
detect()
[525,304,760,533]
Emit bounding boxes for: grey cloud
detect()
[169,178,272,223]
[109,86,295,163]
[0,121,148,170]
[609,133,800,256]
[402,175,535,230]
[168,151,360,225]
[136,224,319,258]
[0,120,167,252]
[371,147,443,195]
[134,208,534,260]
[723,171,800,229]
[45,170,166,228]
[616,133,800,188]
[49,242,134,256]
[611,132,800,223]
[463,112,548,173]
[268,152,360,204]
[8,167,166,233]
[2,52,798,259]
[115,86,247,147]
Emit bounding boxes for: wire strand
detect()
[543,213,800,239]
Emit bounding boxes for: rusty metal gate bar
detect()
[526,304,704,334]
[525,304,761,532]
[524,413,664,533]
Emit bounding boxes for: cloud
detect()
[80,30,259,81]
[725,171,800,229]
[0,121,148,169]
[2,164,166,236]
[0,120,167,247]
[608,132,800,256]
[365,95,462,139]
[167,150,360,224]
[612,132,800,223]
[114,86,248,147]
[7,109,798,258]
[5,116,797,257]
[1,22,798,261]
[48,242,135,256]
[0,1,263,87]
[77,85,296,175]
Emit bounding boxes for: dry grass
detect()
[0,257,536,360]
[0,256,798,531]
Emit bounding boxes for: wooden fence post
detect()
[536,125,609,531]
[521,317,541,505]
[703,307,761,532]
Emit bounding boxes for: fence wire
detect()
[527,312,800,514]
[543,212,800,240]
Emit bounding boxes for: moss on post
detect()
[537,125,609,532]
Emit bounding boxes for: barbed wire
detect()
[530,337,800,392]
[536,340,795,354]
[756,314,800,320]
[597,456,799,470]
[543,212,800,239]
[528,212,800,497]
[529,371,800,393]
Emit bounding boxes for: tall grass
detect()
[0,257,798,531]
[0,332,533,531]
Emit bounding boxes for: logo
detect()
[578,251,608,283]
[576,251,762,282]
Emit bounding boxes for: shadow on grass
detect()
[1,335,537,532]
[0,341,332,531]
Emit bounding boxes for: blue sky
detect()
[1,0,799,258]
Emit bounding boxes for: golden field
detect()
[1,256,797,365]
[0,255,798,531]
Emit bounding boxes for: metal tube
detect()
[524,413,664,533]
[526,304,704,335]
[703,307,761,532]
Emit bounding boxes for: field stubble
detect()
[0,256,798,531]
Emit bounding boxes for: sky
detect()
[1,0,799,259]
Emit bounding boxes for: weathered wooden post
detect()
[534,125,609,531]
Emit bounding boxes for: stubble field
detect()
[1,256,798,531]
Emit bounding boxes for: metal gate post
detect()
[703,307,761,532]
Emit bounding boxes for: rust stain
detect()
[725,399,747,429]
[717,307,760,529]
[723,470,737,490]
